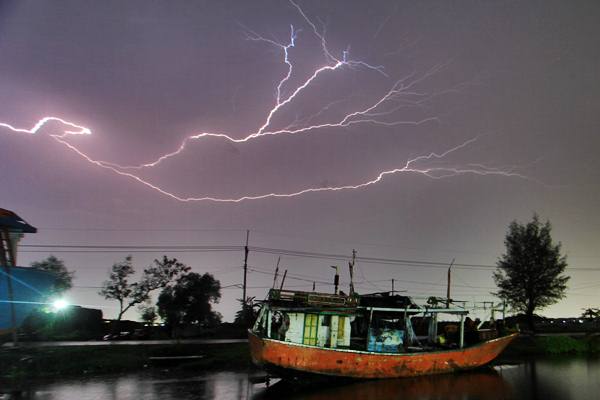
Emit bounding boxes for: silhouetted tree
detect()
[30,255,74,296]
[494,214,569,331]
[99,256,190,320]
[138,302,158,325]
[581,308,599,320]
[234,297,260,328]
[157,272,221,332]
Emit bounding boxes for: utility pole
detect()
[391,278,395,295]
[446,258,455,308]
[243,230,249,302]
[348,249,356,296]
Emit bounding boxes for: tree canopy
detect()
[30,255,74,296]
[493,214,569,329]
[234,296,260,328]
[157,272,221,330]
[138,302,158,325]
[99,255,190,320]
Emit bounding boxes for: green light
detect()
[52,299,69,311]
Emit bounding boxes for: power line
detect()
[37,227,247,232]
[20,250,241,254]
[249,246,599,272]
[21,244,243,250]
[18,243,599,271]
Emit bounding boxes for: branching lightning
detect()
[0,1,530,203]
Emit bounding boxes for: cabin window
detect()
[321,315,331,326]
[303,314,318,345]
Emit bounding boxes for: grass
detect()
[503,334,600,356]
[534,335,600,355]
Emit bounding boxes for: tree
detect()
[157,272,221,331]
[581,308,599,320]
[493,214,569,331]
[138,302,158,325]
[234,296,260,328]
[99,255,190,320]
[30,255,74,296]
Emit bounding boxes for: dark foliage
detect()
[99,256,190,320]
[30,255,74,296]
[494,214,569,330]
[234,297,260,328]
[157,272,221,331]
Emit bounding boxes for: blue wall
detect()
[0,266,56,330]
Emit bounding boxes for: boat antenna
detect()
[331,265,339,295]
[348,249,356,296]
[446,258,455,308]
[279,269,288,290]
[272,257,280,289]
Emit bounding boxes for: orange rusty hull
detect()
[248,330,518,379]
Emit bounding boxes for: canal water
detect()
[1,357,598,399]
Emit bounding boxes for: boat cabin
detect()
[253,289,481,353]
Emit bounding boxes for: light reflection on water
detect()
[2,357,599,400]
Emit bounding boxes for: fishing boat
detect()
[249,287,517,379]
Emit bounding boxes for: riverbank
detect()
[500,334,600,358]
[2,334,599,382]
[0,342,252,381]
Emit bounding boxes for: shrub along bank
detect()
[502,334,600,357]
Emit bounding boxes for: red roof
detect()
[0,208,37,233]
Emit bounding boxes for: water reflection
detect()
[255,369,511,400]
[1,357,598,400]
[0,372,254,400]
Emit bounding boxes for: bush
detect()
[535,336,587,354]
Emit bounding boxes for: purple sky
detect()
[1,0,599,321]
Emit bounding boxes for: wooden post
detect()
[243,230,249,302]
[279,270,287,290]
[0,229,18,345]
[348,249,356,296]
[330,315,339,348]
[331,266,339,295]
[459,314,465,348]
[446,259,454,308]
[271,257,280,289]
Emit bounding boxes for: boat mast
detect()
[331,265,339,294]
[348,249,356,296]
[446,258,454,308]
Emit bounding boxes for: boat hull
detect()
[248,330,518,379]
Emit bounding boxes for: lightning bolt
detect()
[0,1,530,203]
[0,116,91,137]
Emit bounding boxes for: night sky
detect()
[1,0,599,321]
